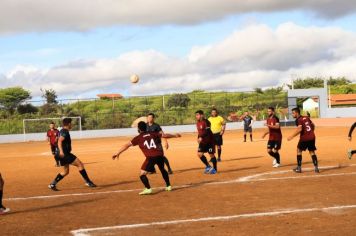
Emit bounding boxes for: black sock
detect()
[274,152,280,164]
[79,169,91,183]
[159,167,171,187]
[311,155,318,167]
[51,173,64,185]
[0,190,3,208]
[250,134,253,141]
[244,134,246,141]
[218,148,222,158]
[297,155,302,167]
[268,151,275,158]
[200,155,210,167]
[163,156,172,172]
[351,150,356,155]
[211,156,217,171]
[140,175,151,189]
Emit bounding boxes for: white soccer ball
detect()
[130,74,139,83]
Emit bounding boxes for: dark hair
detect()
[147,113,155,118]
[62,118,72,126]
[211,108,218,113]
[50,121,55,125]
[138,121,147,132]
[268,107,275,112]
[195,110,204,115]
[292,107,301,114]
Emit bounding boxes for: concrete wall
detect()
[0,121,267,144]
[325,107,356,118]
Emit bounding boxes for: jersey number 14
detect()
[144,139,157,149]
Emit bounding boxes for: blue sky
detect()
[1,1,356,98]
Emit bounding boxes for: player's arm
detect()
[348,122,356,141]
[112,142,133,160]
[267,122,280,129]
[287,125,302,141]
[261,127,269,139]
[220,119,226,135]
[161,133,181,139]
[57,136,65,157]
[160,130,169,150]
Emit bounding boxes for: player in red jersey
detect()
[262,107,282,168]
[195,110,217,174]
[112,121,181,195]
[47,122,60,167]
[288,107,320,173]
[347,122,356,159]
[0,173,10,215]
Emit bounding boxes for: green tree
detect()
[254,88,264,94]
[41,88,58,104]
[17,104,38,114]
[0,87,31,114]
[167,94,191,108]
[327,77,351,86]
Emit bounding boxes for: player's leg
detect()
[294,148,303,173]
[51,145,59,167]
[308,149,319,173]
[198,143,212,172]
[209,153,217,173]
[243,130,247,142]
[156,157,172,191]
[216,134,223,162]
[217,145,222,161]
[0,173,10,214]
[347,149,356,159]
[249,129,253,142]
[71,157,96,187]
[139,159,153,195]
[163,156,173,174]
[267,147,277,166]
[49,165,69,190]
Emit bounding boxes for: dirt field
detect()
[1,125,356,236]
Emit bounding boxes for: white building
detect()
[302,97,319,111]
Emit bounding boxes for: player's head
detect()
[267,107,275,117]
[291,107,301,118]
[147,113,155,124]
[211,108,218,117]
[62,118,72,129]
[49,121,55,129]
[195,110,204,121]
[244,111,249,116]
[137,121,147,133]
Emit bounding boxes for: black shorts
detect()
[298,140,317,151]
[57,153,77,166]
[141,156,165,172]
[267,140,282,150]
[50,144,58,155]
[244,127,252,132]
[198,143,216,154]
[213,133,223,146]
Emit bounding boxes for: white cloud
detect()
[1,22,356,97]
[0,0,355,34]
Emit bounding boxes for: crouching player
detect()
[112,121,181,195]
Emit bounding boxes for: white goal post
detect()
[23,117,82,142]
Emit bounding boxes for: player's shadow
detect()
[83,161,103,165]
[174,167,206,174]
[170,180,218,192]
[218,166,259,174]
[6,198,102,215]
[224,156,263,162]
[318,165,349,173]
[98,180,137,188]
[281,161,314,167]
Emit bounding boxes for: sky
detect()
[0,0,356,99]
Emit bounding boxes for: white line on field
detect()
[70,204,356,236]
[4,164,356,202]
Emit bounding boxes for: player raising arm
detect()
[347,122,356,159]
[287,107,319,173]
[112,121,181,195]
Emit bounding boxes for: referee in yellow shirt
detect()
[208,108,226,162]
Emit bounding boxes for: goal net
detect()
[23,117,82,141]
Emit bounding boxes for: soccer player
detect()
[112,121,181,195]
[262,107,282,168]
[208,108,226,162]
[287,107,320,173]
[47,121,60,167]
[48,118,96,191]
[195,110,217,174]
[347,122,356,159]
[0,173,10,215]
[147,113,173,174]
[242,111,253,142]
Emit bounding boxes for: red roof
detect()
[330,94,356,106]
[97,94,123,99]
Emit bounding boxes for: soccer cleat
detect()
[208,168,217,174]
[85,182,97,188]
[139,188,153,195]
[293,166,302,173]
[272,158,277,166]
[314,167,320,173]
[168,170,173,175]
[0,207,10,215]
[347,149,353,160]
[217,157,222,162]
[165,186,172,191]
[48,184,59,191]
[273,163,281,168]
[204,166,212,174]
